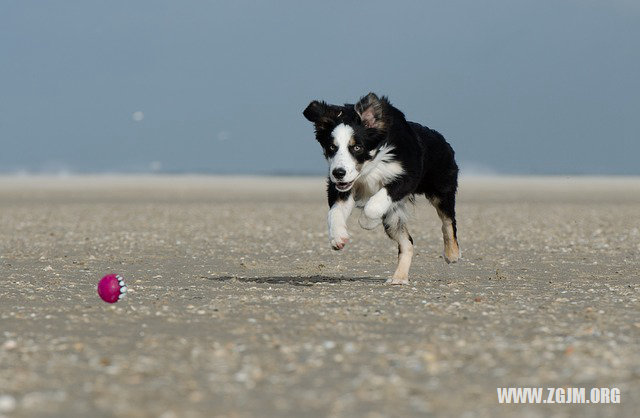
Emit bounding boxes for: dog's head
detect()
[303,93,390,192]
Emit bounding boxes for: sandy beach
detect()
[1,175,639,417]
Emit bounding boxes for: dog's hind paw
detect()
[444,246,460,264]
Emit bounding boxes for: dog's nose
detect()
[332,168,346,180]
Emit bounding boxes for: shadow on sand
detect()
[202,275,384,286]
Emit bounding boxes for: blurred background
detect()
[1,0,638,176]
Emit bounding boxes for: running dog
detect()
[303,93,460,284]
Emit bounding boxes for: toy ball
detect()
[97,274,128,303]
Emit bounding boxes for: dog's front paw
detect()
[358,212,382,230]
[329,232,349,250]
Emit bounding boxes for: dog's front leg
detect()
[359,188,392,230]
[328,191,354,250]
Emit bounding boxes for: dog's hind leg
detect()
[428,193,460,264]
[383,207,414,285]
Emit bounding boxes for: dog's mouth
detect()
[335,181,354,192]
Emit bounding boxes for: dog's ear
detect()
[303,100,327,123]
[303,100,340,131]
[355,92,389,131]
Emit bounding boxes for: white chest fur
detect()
[352,145,404,207]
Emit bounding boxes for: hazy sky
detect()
[1,1,639,175]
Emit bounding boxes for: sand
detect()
[1,175,639,417]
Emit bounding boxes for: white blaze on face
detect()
[328,124,358,183]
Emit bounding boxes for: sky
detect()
[1,0,639,175]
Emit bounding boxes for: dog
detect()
[303,92,460,284]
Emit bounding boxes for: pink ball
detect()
[97,274,128,303]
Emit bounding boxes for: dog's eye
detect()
[352,145,363,152]
[328,145,337,152]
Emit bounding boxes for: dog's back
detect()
[407,121,459,198]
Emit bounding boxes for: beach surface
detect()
[1,175,639,417]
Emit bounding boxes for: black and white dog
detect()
[303,93,460,284]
